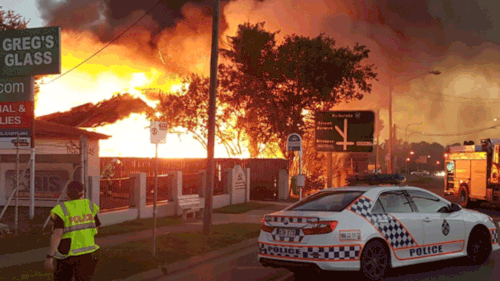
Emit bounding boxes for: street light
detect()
[388,70,441,174]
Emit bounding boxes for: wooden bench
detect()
[178,194,204,220]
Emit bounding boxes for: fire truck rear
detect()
[444,138,500,208]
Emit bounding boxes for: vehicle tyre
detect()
[467,228,492,265]
[458,186,471,208]
[360,240,391,281]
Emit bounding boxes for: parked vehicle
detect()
[410,170,430,176]
[258,174,499,280]
[444,138,500,208]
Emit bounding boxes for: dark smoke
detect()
[37,0,230,45]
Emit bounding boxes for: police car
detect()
[258,174,499,280]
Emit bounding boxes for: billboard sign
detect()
[0,101,34,129]
[0,76,34,101]
[0,26,61,76]
[315,110,375,153]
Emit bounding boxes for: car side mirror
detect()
[450,203,462,212]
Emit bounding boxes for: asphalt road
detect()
[155,177,500,281]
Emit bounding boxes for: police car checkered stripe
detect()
[259,243,361,260]
[491,229,498,244]
[348,196,417,248]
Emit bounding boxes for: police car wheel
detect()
[360,240,390,281]
[467,228,492,265]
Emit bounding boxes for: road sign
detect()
[150,121,168,144]
[315,110,375,153]
[287,133,302,152]
[0,27,61,76]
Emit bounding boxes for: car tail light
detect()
[261,218,274,233]
[302,221,338,235]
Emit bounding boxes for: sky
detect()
[3,0,500,158]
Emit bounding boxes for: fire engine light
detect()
[406,157,410,162]
[410,151,415,155]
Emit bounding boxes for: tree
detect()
[219,22,378,158]
[0,7,28,30]
[154,74,246,156]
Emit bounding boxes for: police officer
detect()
[44,181,101,281]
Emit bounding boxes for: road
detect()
[155,176,500,281]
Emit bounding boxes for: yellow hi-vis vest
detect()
[50,199,100,259]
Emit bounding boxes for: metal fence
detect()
[146,174,172,205]
[182,173,201,195]
[99,177,132,212]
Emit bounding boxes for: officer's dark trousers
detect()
[54,253,96,281]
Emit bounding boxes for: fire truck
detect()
[444,138,500,208]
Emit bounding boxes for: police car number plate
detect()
[278,228,297,237]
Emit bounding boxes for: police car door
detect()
[406,189,466,257]
[373,190,424,260]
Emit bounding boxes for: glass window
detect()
[371,199,386,213]
[407,190,449,213]
[377,191,413,213]
[286,191,364,212]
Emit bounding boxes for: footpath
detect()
[0,201,291,279]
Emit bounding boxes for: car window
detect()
[377,191,413,213]
[371,199,386,213]
[406,190,449,213]
[286,191,364,212]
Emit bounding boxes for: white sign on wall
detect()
[150,121,168,144]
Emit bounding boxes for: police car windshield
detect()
[286,191,364,212]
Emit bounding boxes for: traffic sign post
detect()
[315,111,375,188]
[287,134,304,200]
[149,120,168,257]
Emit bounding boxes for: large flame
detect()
[36,30,237,158]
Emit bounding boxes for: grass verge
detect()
[0,216,182,255]
[0,223,261,281]
[213,202,278,214]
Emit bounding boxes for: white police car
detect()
[258,174,499,280]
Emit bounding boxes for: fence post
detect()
[278,169,289,200]
[130,173,146,219]
[245,168,250,203]
[168,171,182,216]
[225,168,234,205]
[88,176,100,207]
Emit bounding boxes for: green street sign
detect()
[315,110,375,153]
[0,27,61,76]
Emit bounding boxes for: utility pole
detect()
[388,80,393,174]
[203,0,220,235]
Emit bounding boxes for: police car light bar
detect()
[346,174,406,186]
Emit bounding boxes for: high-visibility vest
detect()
[50,199,100,259]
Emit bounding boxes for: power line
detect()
[42,0,165,85]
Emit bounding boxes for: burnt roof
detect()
[35,120,110,139]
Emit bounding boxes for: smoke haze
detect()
[35,0,500,147]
